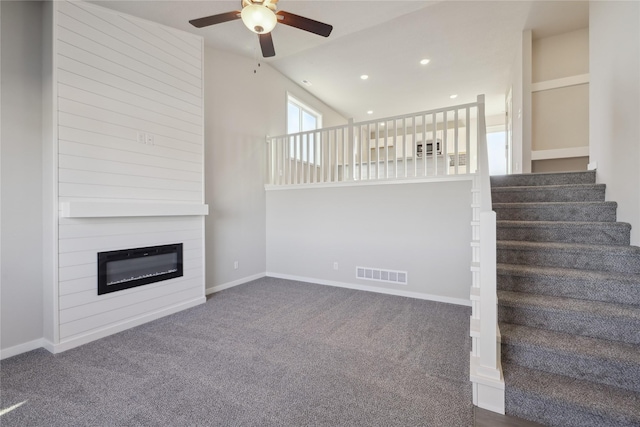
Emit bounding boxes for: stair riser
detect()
[492,188,605,203]
[491,171,596,188]
[498,305,640,345]
[497,225,630,245]
[502,343,640,393]
[505,390,637,427]
[497,248,640,274]
[497,274,640,307]
[493,205,618,222]
[494,172,640,427]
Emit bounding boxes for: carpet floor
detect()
[1,277,473,426]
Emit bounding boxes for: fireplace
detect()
[97,244,183,295]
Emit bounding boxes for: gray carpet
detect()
[0,277,473,426]
[493,171,640,427]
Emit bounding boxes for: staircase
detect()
[491,170,640,427]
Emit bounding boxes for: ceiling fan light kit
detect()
[241,3,277,34]
[189,0,333,58]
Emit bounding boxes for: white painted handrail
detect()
[469,94,504,413]
[266,101,481,186]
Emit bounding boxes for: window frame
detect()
[286,94,322,164]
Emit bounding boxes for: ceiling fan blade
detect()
[259,33,276,58]
[277,11,333,37]
[189,11,241,28]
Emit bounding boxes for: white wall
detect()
[521,30,533,174]
[531,28,589,172]
[589,1,640,245]
[532,28,589,82]
[203,48,346,292]
[48,1,207,350]
[509,30,532,174]
[1,1,346,355]
[1,0,45,352]
[2,1,209,356]
[266,180,473,304]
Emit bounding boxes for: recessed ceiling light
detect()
[380,123,386,127]
[450,94,458,99]
[420,59,430,65]
[367,110,373,115]
[360,74,369,80]
[302,80,312,86]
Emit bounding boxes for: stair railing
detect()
[470,94,505,413]
[266,101,481,186]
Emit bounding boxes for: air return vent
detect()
[356,266,408,285]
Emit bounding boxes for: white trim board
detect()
[265,175,474,191]
[471,354,505,414]
[205,272,267,295]
[531,74,589,93]
[60,201,209,218]
[266,272,471,306]
[50,296,205,354]
[531,146,589,161]
[0,339,47,360]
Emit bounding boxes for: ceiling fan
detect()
[189,0,333,58]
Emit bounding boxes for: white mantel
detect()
[60,201,209,218]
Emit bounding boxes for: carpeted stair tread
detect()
[498,290,640,344]
[497,240,640,274]
[492,183,606,203]
[500,323,640,393]
[503,362,640,427]
[497,263,640,306]
[499,290,640,322]
[496,220,631,245]
[491,171,596,188]
[494,171,640,426]
[492,201,618,222]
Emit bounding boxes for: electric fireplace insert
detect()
[97,243,183,295]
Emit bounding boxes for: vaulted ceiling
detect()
[91,0,589,121]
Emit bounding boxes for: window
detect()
[487,129,507,175]
[287,95,322,163]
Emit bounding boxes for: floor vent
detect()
[356,266,408,285]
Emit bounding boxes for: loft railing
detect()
[266,98,485,186]
[266,94,504,411]
[469,95,504,413]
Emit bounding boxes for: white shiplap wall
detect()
[53,1,205,346]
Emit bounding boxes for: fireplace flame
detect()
[107,269,178,286]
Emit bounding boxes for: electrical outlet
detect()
[137,132,145,144]
[333,262,339,270]
[233,261,239,270]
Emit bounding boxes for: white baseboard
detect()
[205,272,266,295]
[0,338,46,360]
[51,296,206,354]
[1,274,467,359]
[42,339,56,354]
[266,272,471,306]
[470,354,505,414]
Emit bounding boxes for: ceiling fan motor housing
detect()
[242,0,278,12]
